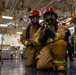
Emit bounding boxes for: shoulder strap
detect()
[54,22,58,32]
[26,24,31,40]
[39,25,45,36]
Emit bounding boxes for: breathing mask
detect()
[30,16,40,25]
[44,13,56,25]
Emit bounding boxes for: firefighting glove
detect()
[45,29,55,38]
[39,30,55,43]
[39,35,48,43]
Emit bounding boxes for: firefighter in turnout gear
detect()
[70,17,76,57]
[33,7,66,71]
[20,9,41,67]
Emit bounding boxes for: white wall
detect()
[0,34,24,50]
[69,27,74,35]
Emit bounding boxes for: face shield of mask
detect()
[44,13,56,24]
[30,16,40,25]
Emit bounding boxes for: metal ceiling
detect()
[0,0,75,34]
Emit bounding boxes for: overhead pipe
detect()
[40,0,56,12]
[33,0,43,9]
[74,0,76,12]
[5,0,10,8]
[10,0,19,15]
[20,0,43,15]
[10,0,16,10]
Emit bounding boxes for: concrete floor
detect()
[0,59,76,75]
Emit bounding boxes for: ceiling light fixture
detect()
[2,16,13,19]
[16,32,22,34]
[0,24,8,27]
